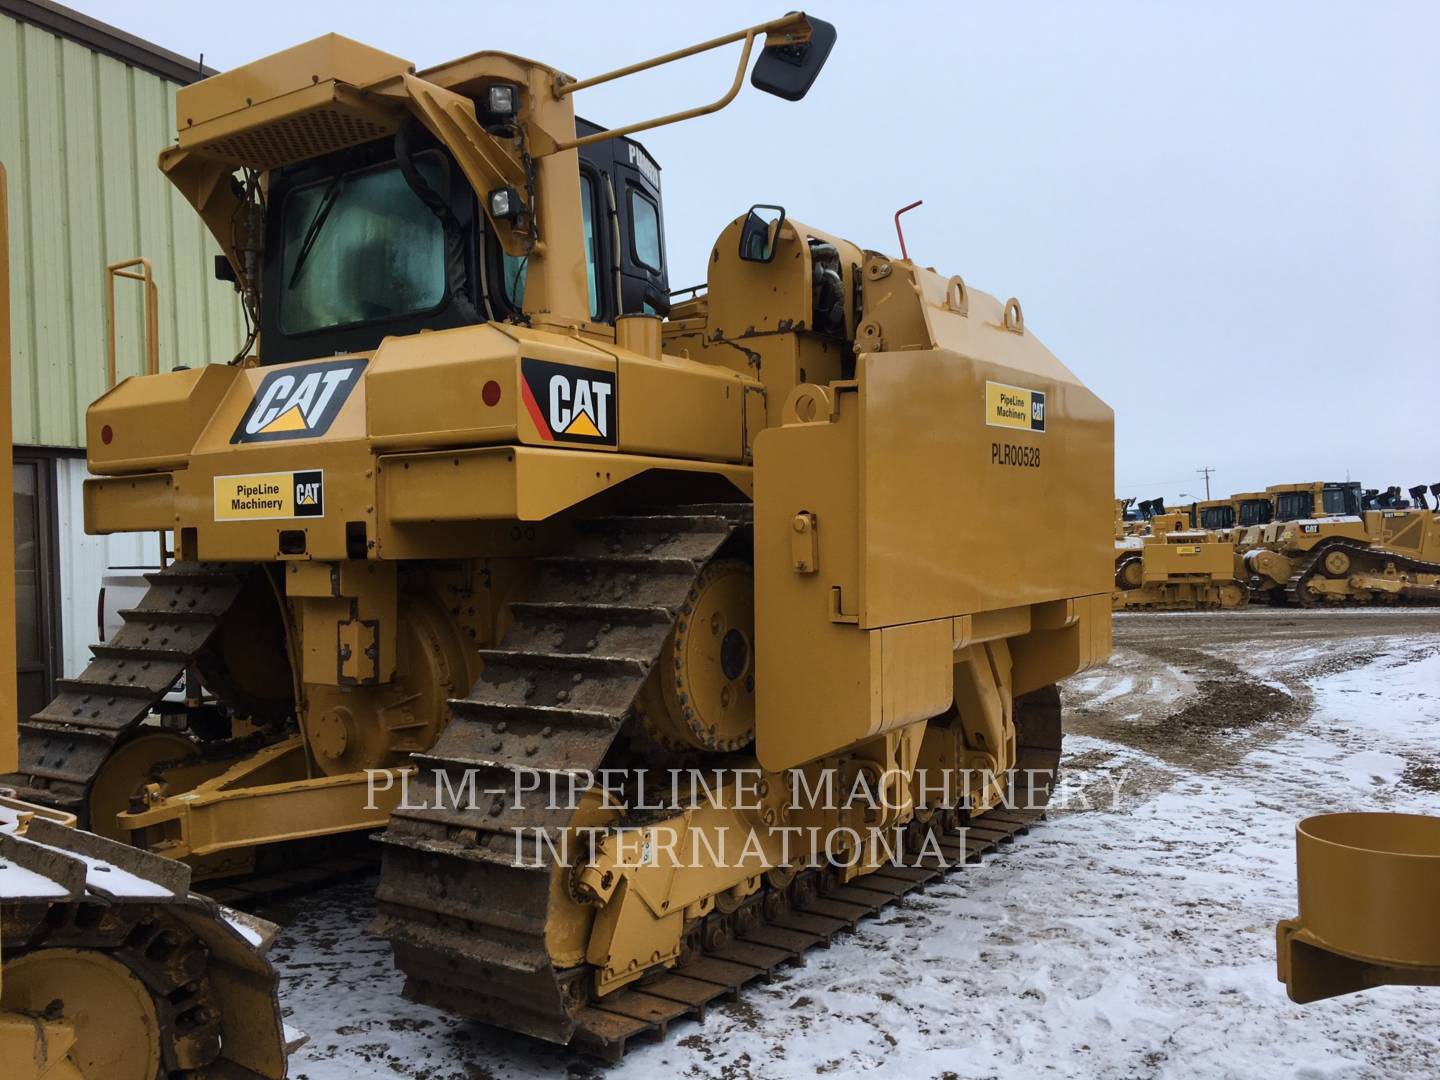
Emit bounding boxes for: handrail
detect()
[548,13,812,152]
[105,257,160,389]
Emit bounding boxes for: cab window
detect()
[1275,493,1313,522]
[630,189,662,270]
[1239,500,1272,527]
[502,254,527,311]
[502,172,600,319]
[1322,486,1358,515]
[581,172,600,319]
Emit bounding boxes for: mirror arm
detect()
[548,33,758,153]
[543,12,812,154]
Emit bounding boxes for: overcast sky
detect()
[75,0,1438,504]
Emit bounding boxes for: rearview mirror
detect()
[752,15,838,101]
[739,205,786,263]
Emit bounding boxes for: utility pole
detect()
[1196,466,1214,500]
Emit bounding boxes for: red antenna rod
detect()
[894,199,923,261]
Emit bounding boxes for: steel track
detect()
[374,504,754,1043]
[0,811,287,1075]
[1283,538,1440,607]
[1,562,246,818]
[373,503,1062,1058]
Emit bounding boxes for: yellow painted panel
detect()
[859,295,1114,627]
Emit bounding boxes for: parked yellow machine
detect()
[0,163,290,1080]
[1113,507,1247,611]
[1,15,1113,1056]
[1244,481,1440,605]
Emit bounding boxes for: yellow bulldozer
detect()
[1,13,1113,1059]
[1,165,292,1080]
[1112,499,1247,612]
[1245,481,1440,605]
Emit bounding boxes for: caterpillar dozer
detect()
[0,164,291,1080]
[1,14,1113,1057]
[1113,500,1247,611]
[1244,481,1440,605]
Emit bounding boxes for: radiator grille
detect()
[198,106,396,170]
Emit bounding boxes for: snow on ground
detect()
[271,615,1440,1080]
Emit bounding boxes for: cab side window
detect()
[1322,486,1358,515]
[580,171,600,319]
[500,173,601,320]
[630,189,662,271]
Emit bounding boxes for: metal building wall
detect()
[55,453,152,675]
[0,10,243,449]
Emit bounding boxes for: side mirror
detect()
[738,204,786,263]
[752,15,838,101]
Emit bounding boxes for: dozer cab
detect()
[2,14,1113,1057]
[1245,480,1440,605]
[1235,491,1276,529]
[1196,492,1271,538]
[1195,497,1235,533]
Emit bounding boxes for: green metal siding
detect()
[0,12,242,449]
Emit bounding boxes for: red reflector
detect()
[100,424,114,444]
[482,380,502,407]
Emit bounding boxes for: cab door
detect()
[577,120,670,318]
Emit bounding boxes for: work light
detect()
[488,186,521,220]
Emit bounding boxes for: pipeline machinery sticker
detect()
[214,470,324,521]
[985,381,1046,433]
[231,358,366,444]
[520,357,617,445]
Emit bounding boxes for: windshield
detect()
[1200,507,1234,530]
[280,155,446,335]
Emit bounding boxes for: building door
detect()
[13,452,63,720]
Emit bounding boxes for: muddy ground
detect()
[269,608,1440,1080]
[1065,610,1440,798]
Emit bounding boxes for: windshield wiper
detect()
[287,174,346,290]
